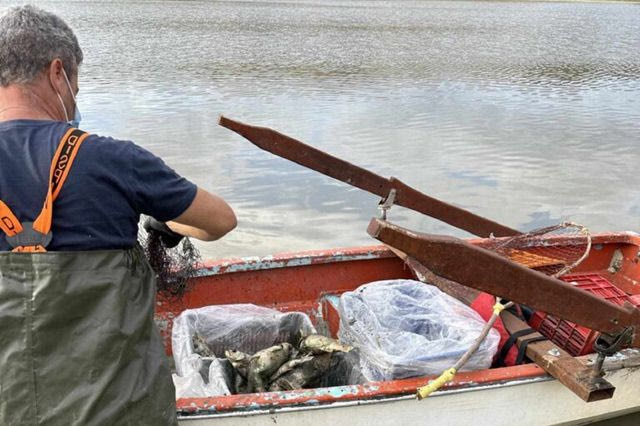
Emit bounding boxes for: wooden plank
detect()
[386,246,617,403]
[367,218,640,346]
[219,116,521,238]
[501,311,615,402]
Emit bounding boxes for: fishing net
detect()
[477,221,592,278]
[139,228,201,298]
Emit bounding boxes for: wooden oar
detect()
[385,244,479,305]
[388,244,616,402]
[367,218,640,347]
[219,116,520,238]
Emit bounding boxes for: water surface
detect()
[14,0,640,259]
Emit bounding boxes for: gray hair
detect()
[0,5,83,87]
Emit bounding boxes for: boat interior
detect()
[155,232,640,416]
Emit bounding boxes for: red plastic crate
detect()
[530,273,640,356]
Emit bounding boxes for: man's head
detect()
[0,5,83,122]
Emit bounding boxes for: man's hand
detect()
[143,217,184,248]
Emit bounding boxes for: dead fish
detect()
[234,373,248,395]
[299,334,353,355]
[269,353,314,383]
[225,349,250,378]
[247,342,293,392]
[192,333,215,357]
[268,353,333,391]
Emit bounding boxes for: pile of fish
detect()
[193,334,354,393]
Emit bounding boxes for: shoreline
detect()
[222,0,640,4]
[215,0,640,4]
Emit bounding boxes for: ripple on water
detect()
[7,0,638,258]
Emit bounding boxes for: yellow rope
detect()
[416,299,508,400]
[492,300,507,316]
[416,367,457,400]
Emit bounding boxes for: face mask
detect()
[55,68,82,128]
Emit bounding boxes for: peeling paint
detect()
[608,249,624,274]
[154,316,170,334]
[196,246,393,277]
[270,385,376,402]
[198,258,312,276]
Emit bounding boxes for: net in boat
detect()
[139,229,201,297]
[477,222,592,278]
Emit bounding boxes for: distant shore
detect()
[494,0,640,3]
[486,0,640,4]
[221,0,640,3]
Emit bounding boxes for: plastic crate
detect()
[507,249,563,269]
[530,273,640,356]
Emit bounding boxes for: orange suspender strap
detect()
[0,201,23,237]
[32,128,90,235]
[0,128,90,252]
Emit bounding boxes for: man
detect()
[0,5,236,425]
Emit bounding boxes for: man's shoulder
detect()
[81,132,136,156]
[76,131,170,178]
[66,131,142,179]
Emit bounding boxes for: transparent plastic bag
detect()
[172,357,230,398]
[172,304,316,397]
[338,279,499,381]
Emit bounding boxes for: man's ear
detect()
[47,58,65,93]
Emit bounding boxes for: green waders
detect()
[0,248,177,425]
[0,129,177,425]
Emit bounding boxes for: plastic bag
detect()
[172,357,230,398]
[172,304,316,397]
[338,279,499,381]
[171,344,232,398]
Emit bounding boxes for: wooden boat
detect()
[156,232,640,425]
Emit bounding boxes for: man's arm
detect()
[166,187,236,241]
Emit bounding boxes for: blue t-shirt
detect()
[0,120,197,251]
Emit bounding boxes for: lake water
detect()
[13,0,640,260]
